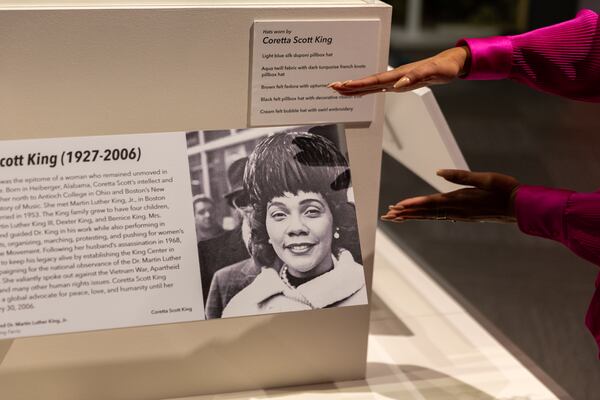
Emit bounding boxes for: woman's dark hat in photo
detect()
[224,157,249,208]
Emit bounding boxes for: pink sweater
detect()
[458,9,600,352]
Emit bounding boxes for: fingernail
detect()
[380,215,393,220]
[391,205,404,210]
[392,76,410,89]
[393,217,405,223]
[327,81,340,88]
[341,80,352,86]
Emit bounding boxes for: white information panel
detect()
[0,126,368,339]
[0,132,205,338]
[251,19,380,126]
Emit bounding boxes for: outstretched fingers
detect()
[383,192,460,220]
[329,69,402,91]
[383,207,474,222]
[329,60,436,94]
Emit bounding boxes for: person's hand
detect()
[381,170,520,223]
[328,46,470,96]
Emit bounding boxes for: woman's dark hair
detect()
[244,131,361,267]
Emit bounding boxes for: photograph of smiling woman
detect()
[221,132,367,318]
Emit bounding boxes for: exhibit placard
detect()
[250,19,380,126]
[0,132,206,338]
[0,126,367,339]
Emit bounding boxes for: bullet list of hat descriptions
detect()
[258,51,364,111]
[0,133,204,339]
[251,20,380,126]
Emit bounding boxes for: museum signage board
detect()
[250,19,379,126]
[0,125,367,338]
[0,2,391,399]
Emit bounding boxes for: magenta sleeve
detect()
[515,185,600,266]
[456,36,512,80]
[458,9,600,102]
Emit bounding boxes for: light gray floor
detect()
[378,78,600,399]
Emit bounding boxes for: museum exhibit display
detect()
[0,1,392,399]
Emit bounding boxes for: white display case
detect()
[0,1,391,399]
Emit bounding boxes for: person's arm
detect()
[330,9,600,102]
[382,170,519,223]
[328,46,469,94]
[515,186,600,266]
[382,170,600,267]
[459,9,600,102]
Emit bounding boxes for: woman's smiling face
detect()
[266,190,333,278]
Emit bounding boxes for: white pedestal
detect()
[0,2,391,399]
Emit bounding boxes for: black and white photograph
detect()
[186,125,367,319]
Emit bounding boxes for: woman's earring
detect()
[268,238,273,244]
[333,227,340,240]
